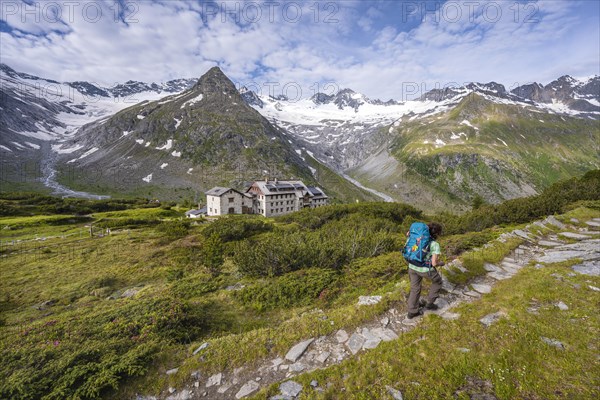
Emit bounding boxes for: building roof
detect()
[206,187,232,196]
[249,180,311,196]
[185,207,207,216]
[206,187,251,198]
[307,186,328,199]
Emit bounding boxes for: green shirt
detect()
[408,241,441,273]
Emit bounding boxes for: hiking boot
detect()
[425,302,439,310]
[407,310,423,319]
[418,299,427,307]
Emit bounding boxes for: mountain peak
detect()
[193,66,239,97]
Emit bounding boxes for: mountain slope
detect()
[349,93,599,211]
[240,77,599,211]
[54,67,378,202]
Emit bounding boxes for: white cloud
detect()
[0,0,598,101]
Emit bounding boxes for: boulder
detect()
[357,296,382,306]
[235,381,260,399]
[280,380,303,397]
[285,338,314,362]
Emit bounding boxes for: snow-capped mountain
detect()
[1,62,597,209]
[240,77,599,172]
[511,75,600,114]
[0,64,195,152]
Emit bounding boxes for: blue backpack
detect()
[403,222,432,268]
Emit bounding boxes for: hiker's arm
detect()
[431,254,445,267]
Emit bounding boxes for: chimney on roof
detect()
[274,178,278,184]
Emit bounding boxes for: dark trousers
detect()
[407,267,443,314]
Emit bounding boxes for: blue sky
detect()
[1,0,599,100]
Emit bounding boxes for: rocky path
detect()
[153,216,600,400]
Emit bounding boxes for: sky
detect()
[1,0,599,100]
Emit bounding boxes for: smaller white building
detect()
[206,187,253,216]
[185,207,207,218]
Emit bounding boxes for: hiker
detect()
[405,222,445,319]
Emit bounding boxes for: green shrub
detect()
[233,268,339,311]
[201,216,272,242]
[0,297,208,400]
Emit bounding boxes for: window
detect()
[228,207,235,214]
[229,197,234,203]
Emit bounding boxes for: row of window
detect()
[270,207,292,214]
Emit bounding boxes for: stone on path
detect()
[358,296,382,305]
[541,337,565,350]
[559,232,591,240]
[484,263,501,272]
[165,368,179,375]
[285,338,314,362]
[371,327,399,342]
[280,380,303,397]
[538,240,563,247]
[480,312,506,327]
[361,328,382,349]
[424,298,450,314]
[217,384,232,394]
[501,261,521,273]
[538,250,590,263]
[235,381,260,399]
[463,290,481,298]
[585,221,600,228]
[289,362,306,372]
[346,333,366,354]
[513,229,532,240]
[472,284,492,294]
[335,329,349,343]
[572,261,600,276]
[545,216,566,229]
[386,385,404,400]
[166,389,191,400]
[442,280,456,292]
[316,351,330,363]
[556,301,569,311]
[440,312,461,320]
[206,373,222,387]
[270,396,293,400]
[488,271,510,281]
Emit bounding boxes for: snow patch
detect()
[52,144,83,154]
[171,151,181,157]
[187,168,193,175]
[137,115,145,120]
[160,163,168,169]
[497,138,508,147]
[180,93,203,108]
[67,147,98,163]
[122,131,131,137]
[174,118,182,129]
[0,145,12,152]
[142,174,153,183]
[11,142,27,149]
[435,139,446,147]
[25,142,40,149]
[135,139,144,144]
[156,139,173,150]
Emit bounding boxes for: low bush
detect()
[233,268,339,311]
